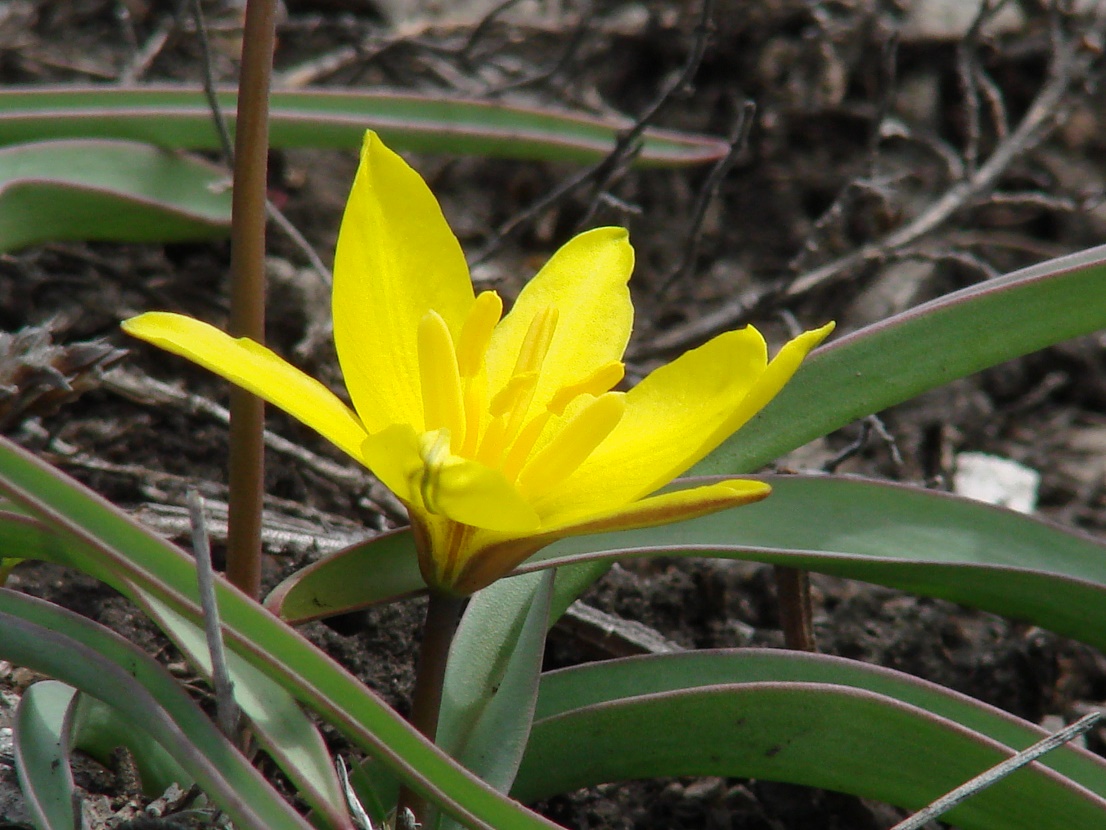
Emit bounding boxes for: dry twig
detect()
[472,0,717,263]
[653,6,1106,356]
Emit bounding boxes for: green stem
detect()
[226,0,278,599]
[398,590,466,826]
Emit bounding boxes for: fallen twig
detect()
[890,711,1103,830]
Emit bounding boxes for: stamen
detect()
[511,307,558,378]
[417,311,465,448]
[459,372,487,458]
[457,291,502,379]
[546,361,625,416]
[500,306,558,439]
[476,306,560,470]
[517,392,625,499]
[489,371,539,417]
[474,415,509,466]
[500,409,552,482]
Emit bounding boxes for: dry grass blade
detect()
[890,712,1104,830]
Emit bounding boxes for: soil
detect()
[3,1,1106,828]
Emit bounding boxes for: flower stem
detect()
[226,0,278,598]
[398,590,466,825]
[774,565,816,651]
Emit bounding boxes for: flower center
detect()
[416,290,627,508]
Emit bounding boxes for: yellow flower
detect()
[123,132,833,595]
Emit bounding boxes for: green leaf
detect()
[529,650,1106,802]
[515,679,1106,828]
[13,680,80,830]
[696,245,1106,475]
[0,139,231,252]
[0,85,728,167]
[522,475,1106,653]
[135,590,352,829]
[0,436,560,830]
[0,589,313,830]
[266,528,422,623]
[69,692,193,796]
[268,530,602,625]
[438,569,553,814]
[347,757,400,829]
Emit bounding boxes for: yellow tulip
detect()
[123,132,833,595]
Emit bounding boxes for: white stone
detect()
[953,452,1040,514]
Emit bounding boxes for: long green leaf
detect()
[276,474,1106,656]
[438,569,553,819]
[266,528,422,622]
[520,475,1106,652]
[69,692,193,796]
[0,86,727,166]
[0,590,312,830]
[514,681,1106,828]
[529,650,1106,801]
[696,244,1106,475]
[0,139,231,252]
[0,437,560,830]
[135,590,352,829]
[266,531,602,624]
[13,680,80,830]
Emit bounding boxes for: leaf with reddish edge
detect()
[527,649,1106,801]
[13,681,80,830]
[134,589,353,829]
[1,591,313,830]
[265,527,421,622]
[0,435,563,830]
[437,569,554,819]
[514,679,1106,829]
[0,138,231,252]
[0,85,728,167]
[695,244,1106,476]
[266,472,1106,659]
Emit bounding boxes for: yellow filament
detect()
[512,306,559,377]
[489,371,539,418]
[459,373,487,458]
[457,291,502,379]
[474,414,509,466]
[499,307,558,440]
[500,409,553,482]
[517,392,625,499]
[546,361,625,415]
[417,311,466,448]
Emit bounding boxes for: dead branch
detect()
[471,0,716,263]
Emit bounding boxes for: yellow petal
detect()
[543,478,772,536]
[718,321,835,431]
[450,479,771,594]
[360,423,422,503]
[485,227,633,419]
[122,312,368,460]
[333,131,474,434]
[537,324,833,520]
[364,426,540,533]
[534,326,768,517]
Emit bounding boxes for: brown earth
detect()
[3,1,1106,828]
